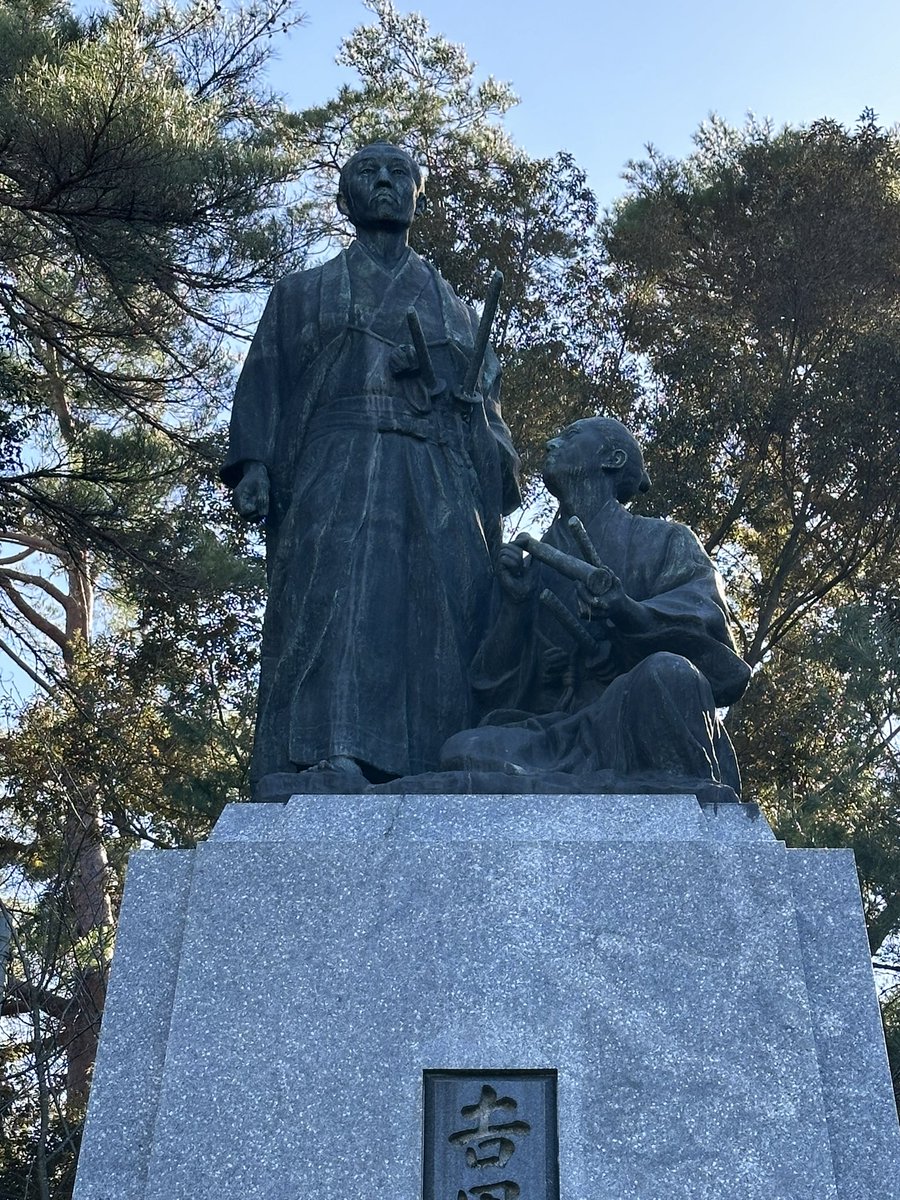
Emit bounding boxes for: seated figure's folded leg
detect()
[439,652,742,794]
[592,651,739,792]
[440,712,567,774]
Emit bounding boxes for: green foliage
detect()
[0,0,301,651]
[0,0,302,1191]
[605,114,900,1107]
[3,610,255,861]
[0,0,310,569]
[607,115,900,664]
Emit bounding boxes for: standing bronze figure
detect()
[222,143,520,790]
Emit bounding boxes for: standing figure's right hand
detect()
[232,461,270,520]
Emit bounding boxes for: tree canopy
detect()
[0,2,898,1194]
[604,112,900,1100]
[0,0,308,1192]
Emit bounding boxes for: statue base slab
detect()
[254,768,741,804]
[74,793,900,1199]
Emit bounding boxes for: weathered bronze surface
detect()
[221,143,520,792]
[440,417,750,798]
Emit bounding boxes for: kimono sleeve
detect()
[220,277,290,488]
[610,522,751,707]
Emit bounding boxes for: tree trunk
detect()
[59,550,114,1116]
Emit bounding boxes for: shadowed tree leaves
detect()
[607,114,900,665]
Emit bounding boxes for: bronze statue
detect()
[222,143,520,791]
[440,418,750,798]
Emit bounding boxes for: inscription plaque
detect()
[423,1070,559,1200]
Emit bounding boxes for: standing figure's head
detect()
[337,142,426,232]
[543,417,651,505]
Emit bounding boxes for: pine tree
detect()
[0,0,308,1191]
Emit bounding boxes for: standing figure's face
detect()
[340,148,419,231]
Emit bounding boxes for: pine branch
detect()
[0,532,62,557]
[0,566,73,614]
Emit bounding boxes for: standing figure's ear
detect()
[415,193,430,217]
[337,191,352,219]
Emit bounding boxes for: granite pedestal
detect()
[73,794,900,1199]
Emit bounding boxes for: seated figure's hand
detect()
[497,542,535,604]
[232,461,270,521]
[541,645,569,682]
[577,575,650,634]
[576,574,625,620]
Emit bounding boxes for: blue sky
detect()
[265,0,900,207]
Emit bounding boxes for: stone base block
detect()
[74,794,900,1199]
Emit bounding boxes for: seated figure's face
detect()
[342,147,419,231]
[542,420,606,494]
[542,417,645,503]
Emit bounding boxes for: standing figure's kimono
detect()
[442,502,750,793]
[222,242,520,783]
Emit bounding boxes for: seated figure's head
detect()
[543,417,651,503]
[337,142,426,231]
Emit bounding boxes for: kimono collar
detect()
[556,496,621,536]
[349,238,412,279]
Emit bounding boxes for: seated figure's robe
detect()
[441,502,750,793]
[222,242,520,782]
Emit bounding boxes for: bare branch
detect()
[0,576,69,653]
[1,981,69,1022]
[0,635,56,694]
